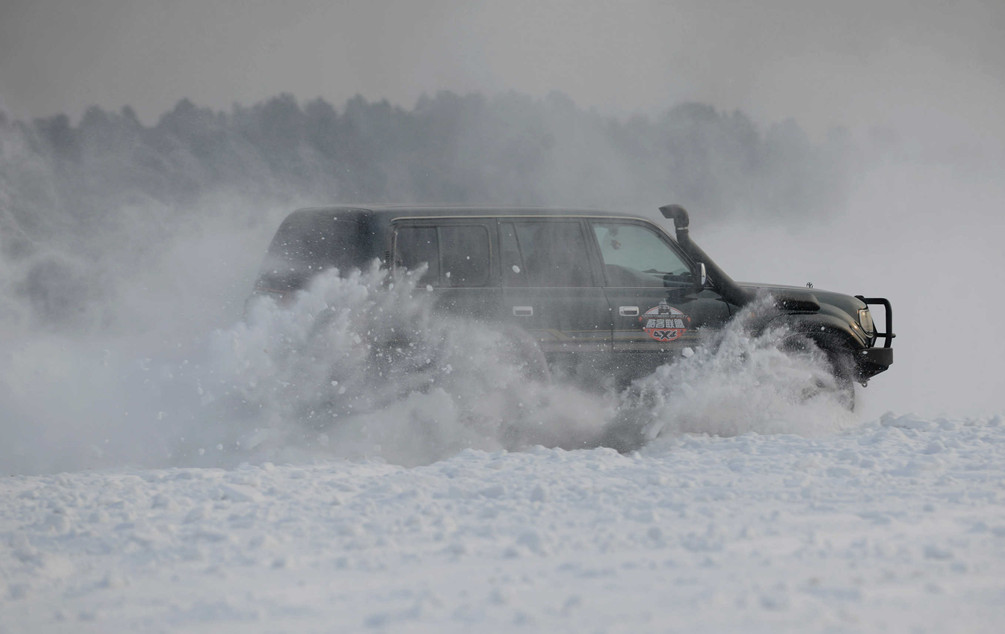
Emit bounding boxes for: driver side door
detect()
[589,219,731,353]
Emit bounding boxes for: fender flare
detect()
[762,312,863,352]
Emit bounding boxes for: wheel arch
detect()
[765,312,864,353]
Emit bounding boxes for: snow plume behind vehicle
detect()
[207,276,855,465]
[1,262,855,474]
[205,264,615,466]
[0,98,860,476]
[0,264,611,474]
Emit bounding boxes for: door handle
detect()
[513,306,534,317]
[619,306,640,317]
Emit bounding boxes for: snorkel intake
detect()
[659,204,752,307]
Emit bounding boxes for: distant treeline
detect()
[0,91,864,331]
[1,91,854,247]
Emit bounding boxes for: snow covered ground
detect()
[3,267,1005,633]
[3,413,1005,633]
[4,154,1005,632]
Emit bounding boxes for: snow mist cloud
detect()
[1,88,1003,474]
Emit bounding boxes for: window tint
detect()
[499,223,524,286]
[439,225,490,287]
[591,222,692,287]
[395,226,438,285]
[394,224,490,287]
[500,221,593,287]
[268,217,361,268]
[259,215,365,290]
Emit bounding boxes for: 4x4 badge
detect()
[640,300,690,342]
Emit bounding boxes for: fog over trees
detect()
[0,91,862,331]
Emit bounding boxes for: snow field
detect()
[3,413,1005,633]
[4,216,1005,633]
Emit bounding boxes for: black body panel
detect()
[252,204,894,385]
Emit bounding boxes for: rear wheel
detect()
[498,325,551,382]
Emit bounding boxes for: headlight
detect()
[858,307,875,334]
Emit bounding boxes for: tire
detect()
[498,325,551,382]
[781,334,856,410]
[822,347,856,411]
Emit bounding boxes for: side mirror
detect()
[696,262,707,289]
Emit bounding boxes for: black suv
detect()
[252,204,893,399]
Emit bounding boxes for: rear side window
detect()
[500,221,593,287]
[394,224,490,287]
[268,216,361,267]
[258,214,365,291]
[439,225,490,286]
[394,226,439,284]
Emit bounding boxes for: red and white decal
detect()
[639,300,689,342]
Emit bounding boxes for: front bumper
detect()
[855,296,895,380]
[855,346,893,380]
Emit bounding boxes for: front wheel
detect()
[781,335,856,410]
[822,347,856,410]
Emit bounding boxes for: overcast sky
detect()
[2,0,1004,144]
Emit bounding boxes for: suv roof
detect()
[289,205,648,222]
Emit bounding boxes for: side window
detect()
[499,223,524,286]
[394,226,438,285]
[500,221,593,287]
[266,218,362,270]
[439,225,490,287]
[591,222,692,287]
[394,224,490,287]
